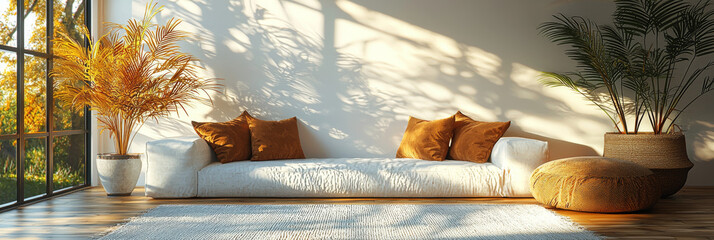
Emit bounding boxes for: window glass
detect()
[54,0,86,43]
[0,50,17,135]
[24,137,46,200]
[0,0,89,209]
[24,54,46,133]
[24,0,47,52]
[0,0,18,47]
[0,139,17,206]
[53,0,86,131]
[53,61,84,131]
[53,134,85,191]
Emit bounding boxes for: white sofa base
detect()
[199,158,507,198]
[146,137,548,198]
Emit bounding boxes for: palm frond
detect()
[50,0,220,154]
[614,0,689,35]
[543,0,714,134]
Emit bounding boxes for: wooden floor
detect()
[0,187,713,239]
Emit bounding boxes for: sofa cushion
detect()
[197,158,508,197]
[448,111,510,163]
[247,116,306,161]
[396,116,455,161]
[192,111,252,163]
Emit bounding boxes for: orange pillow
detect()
[448,111,510,163]
[247,116,306,161]
[192,111,252,163]
[396,115,455,161]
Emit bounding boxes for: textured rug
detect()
[99,204,601,240]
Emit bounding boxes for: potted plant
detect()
[540,0,714,197]
[51,2,217,195]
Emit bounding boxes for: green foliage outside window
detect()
[0,0,87,205]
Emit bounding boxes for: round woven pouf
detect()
[530,157,660,213]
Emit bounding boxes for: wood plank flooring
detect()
[0,187,713,239]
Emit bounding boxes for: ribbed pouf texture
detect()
[99,204,601,240]
[530,157,660,213]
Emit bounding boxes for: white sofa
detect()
[145,137,548,198]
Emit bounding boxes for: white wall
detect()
[97,0,714,186]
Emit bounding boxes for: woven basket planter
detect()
[603,132,693,197]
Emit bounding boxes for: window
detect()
[0,0,91,211]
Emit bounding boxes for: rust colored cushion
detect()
[448,111,510,163]
[192,111,252,163]
[530,157,660,213]
[396,116,455,161]
[247,116,306,161]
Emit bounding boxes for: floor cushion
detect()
[529,157,660,213]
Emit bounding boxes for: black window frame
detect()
[0,0,92,212]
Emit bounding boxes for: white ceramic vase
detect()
[96,154,142,196]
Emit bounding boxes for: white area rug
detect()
[99,204,601,240]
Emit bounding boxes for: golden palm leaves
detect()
[51,1,218,155]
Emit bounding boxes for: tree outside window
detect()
[0,0,88,206]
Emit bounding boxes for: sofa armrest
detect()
[145,136,214,198]
[491,137,549,197]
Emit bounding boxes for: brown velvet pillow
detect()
[192,111,252,163]
[396,115,455,161]
[247,116,306,161]
[448,111,510,163]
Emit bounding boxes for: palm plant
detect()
[51,1,218,155]
[540,0,714,134]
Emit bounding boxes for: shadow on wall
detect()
[685,119,714,186]
[141,0,613,159]
[505,126,598,160]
